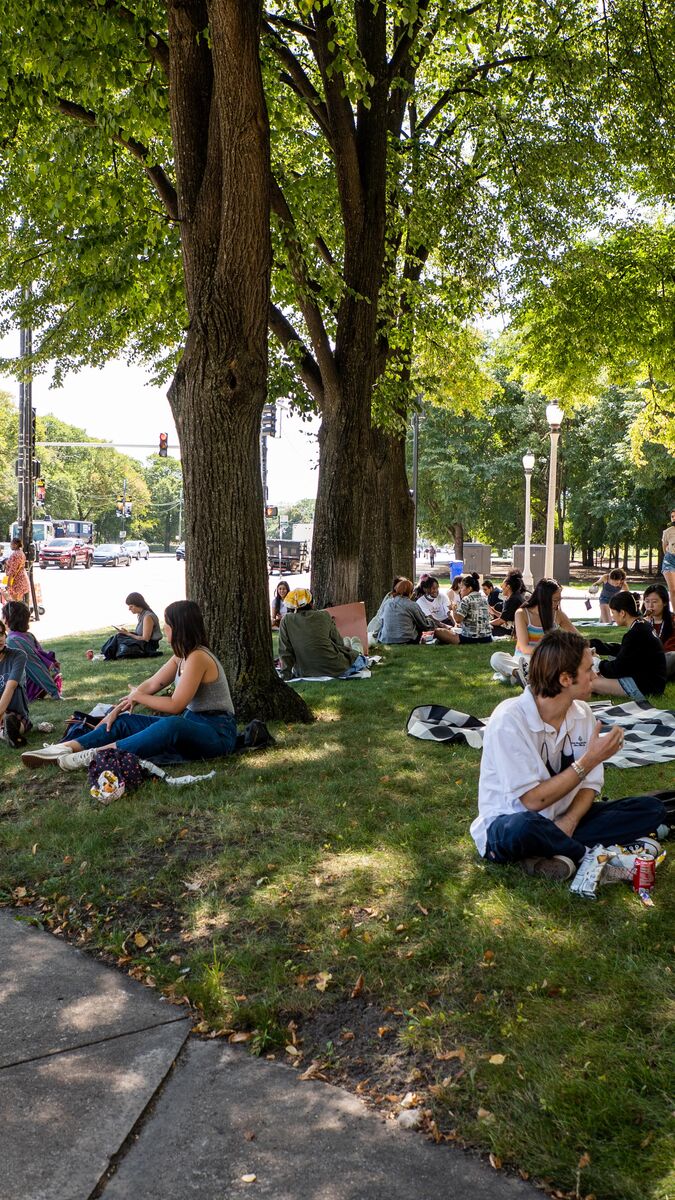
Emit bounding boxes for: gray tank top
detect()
[135,609,161,643]
[178,647,234,714]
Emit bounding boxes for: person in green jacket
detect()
[278,589,360,679]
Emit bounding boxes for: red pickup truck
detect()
[39,538,93,570]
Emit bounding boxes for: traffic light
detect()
[116,494,124,517]
[124,501,132,518]
[261,404,277,437]
[159,432,168,457]
[265,505,278,518]
[35,478,46,505]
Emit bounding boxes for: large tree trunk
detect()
[356,426,414,617]
[453,523,464,561]
[168,0,309,722]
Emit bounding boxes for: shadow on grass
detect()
[1,632,674,1200]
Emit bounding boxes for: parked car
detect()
[123,539,150,560]
[176,542,185,561]
[93,543,131,568]
[39,538,93,570]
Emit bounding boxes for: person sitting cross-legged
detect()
[278,588,364,678]
[470,629,667,882]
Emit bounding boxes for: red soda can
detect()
[632,855,656,892]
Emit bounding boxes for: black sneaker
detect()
[5,713,27,748]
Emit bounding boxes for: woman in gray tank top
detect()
[23,601,238,770]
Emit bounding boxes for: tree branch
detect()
[53,96,178,221]
[417,54,536,133]
[270,175,339,396]
[264,11,316,44]
[262,20,333,144]
[98,0,170,75]
[269,303,324,404]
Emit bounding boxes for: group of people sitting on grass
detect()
[5,555,674,888]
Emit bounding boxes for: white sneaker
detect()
[92,654,106,662]
[58,748,98,772]
[21,744,69,768]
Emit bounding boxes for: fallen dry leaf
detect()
[299,1062,325,1081]
[489,1154,503,1170]
[338,926,350,939]
[133,932,149,948]
[229,1031,252,1043]
[377,1025,392,1038]
[436,1048,465,1062]
[477,1107,493,1120]
[483,949,495,962]
[640,1131,654,1149]
[176,827,189,839]
[578,1152,591,1169]
[355,1078,371,1094]
[315,971,332,992]
[350,973,364,999]
[31,843,38,856]
[340,1030,355,1042]
[241,1174,257,1184]
[285,1044,301,1057]
[416,901,429,916]
[488,1054,506,1065]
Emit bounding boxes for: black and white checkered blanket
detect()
[406,699,675,769]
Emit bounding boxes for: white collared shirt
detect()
[470,687,604,856]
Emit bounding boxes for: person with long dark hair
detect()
[271,580,290,628]
[590,592,667,700]
[643,583,675,680]
[22,600,237,769]
[99,592,162,660]
[490,570,527,633]
[490,577,574,684]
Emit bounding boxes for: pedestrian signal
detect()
[265,505,278,518]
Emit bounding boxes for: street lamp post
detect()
[544,403,564,579]
[522,451,535,589]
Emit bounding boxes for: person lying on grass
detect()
[0,618,31,748]
[470,628,667,882]
[21,600,237,772]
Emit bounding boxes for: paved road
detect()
[28,552,603,643]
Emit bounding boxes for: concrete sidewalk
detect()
[0,910,535,1200]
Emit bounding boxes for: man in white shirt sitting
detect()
[470,630,667,880]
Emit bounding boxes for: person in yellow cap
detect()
[278,589,361,679]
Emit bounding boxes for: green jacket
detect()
[278,610,358,678]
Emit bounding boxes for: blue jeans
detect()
[75,710,237,762]
[485,796,667,865]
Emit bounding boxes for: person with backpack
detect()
[21,600,236,770]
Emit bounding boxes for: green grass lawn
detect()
[1,629,674,1199]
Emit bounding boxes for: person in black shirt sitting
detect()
[590,592,666,701]
[491,570,527,633]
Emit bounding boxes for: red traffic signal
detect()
[265,505,278,518]
[159,432,168,457]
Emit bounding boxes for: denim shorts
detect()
[619,676,645,702]
[662,551,675,573]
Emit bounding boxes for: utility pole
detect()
[17,318,40,621]
[260,430,268,504]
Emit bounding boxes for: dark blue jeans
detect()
[75,710,237,762]
[485,796,667,865]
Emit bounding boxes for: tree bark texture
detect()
[167,0,309,722]
[357,426,414,617]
